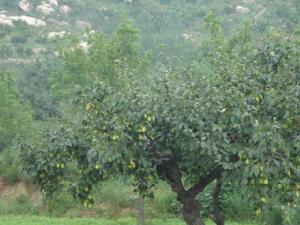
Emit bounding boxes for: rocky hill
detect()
[0,0,299,64]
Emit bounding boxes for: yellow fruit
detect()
[147,116,153,122]
[138,126,146,133]
[287,170,291,177]
[261,197,267,203]
[112,135,119,141]
[144,114,153,122]
[256,96,260,103]
[245,159,250,165]
[85,103,93,110]
[85,187,89,192]
[296,191,300,198]
[263,179,269,185]
[255,208,262,216]
[108,157,112,162]
[277,184,283,190]
[60,163,65,169]
[128,161,136,169]
[56,163,60,168]
[95,164,100,169]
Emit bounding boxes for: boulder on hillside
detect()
[76,20,92,29]
[83,29,95,38]
[32,47,47,54]
[36,1,54,15]
[47,18,68,26]
[235,5,250,14]
[60,5,71,14]
[47,31,67,39]
[78,41,89,52]
[18,0,33,12]
[0,14,14,26]
[181,31,201,43]
[10,15,47,27]
[49,0,58,6]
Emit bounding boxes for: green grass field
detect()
[0,216,257,225]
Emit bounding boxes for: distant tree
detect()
[0,72,32,149]
[51,21,151,98]
[23,17,300,225]
[18,60,61,120]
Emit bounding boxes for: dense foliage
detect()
[22,16,300,225]
[0,1,300,224]
[0,73,32,149]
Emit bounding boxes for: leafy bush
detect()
[261,200,300,225]
[11,36,28,44]
[0,194,39,216]
[96,178,136,210]
[0,44,13,57]
[0,148,23,183]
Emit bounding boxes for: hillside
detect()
[0,0,299,64]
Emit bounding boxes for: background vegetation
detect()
[0,0,299,225]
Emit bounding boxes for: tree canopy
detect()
[23,17,300,225]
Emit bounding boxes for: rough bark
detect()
[138,196,145,225]
[210,176,224,225]
[180,196,206,225]
[156,158,206,225]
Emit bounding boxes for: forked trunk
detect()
[155,157,224,225]
[181,197,206,225]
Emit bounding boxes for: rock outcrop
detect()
[0,14,14,26]
[36,1,54,15]
[181,32,201,43]
[60,5,71,14]
[32,48,47,54]
[11,15,47,27]
[235,5,250,14]
[18,0,33,12]
[0,13,46,27]
[49,0,59,6]
[48,31,67,39]
[76,20,92,29]
[78,41,89,52]
[47,18,68,26]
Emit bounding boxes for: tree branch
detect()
[187,165,223,197]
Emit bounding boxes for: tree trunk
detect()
[180,197,206,225]
[138,196,145,225]
[210,176,224,225]
[155,158,206,225]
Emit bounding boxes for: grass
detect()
[0,215,257,225]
